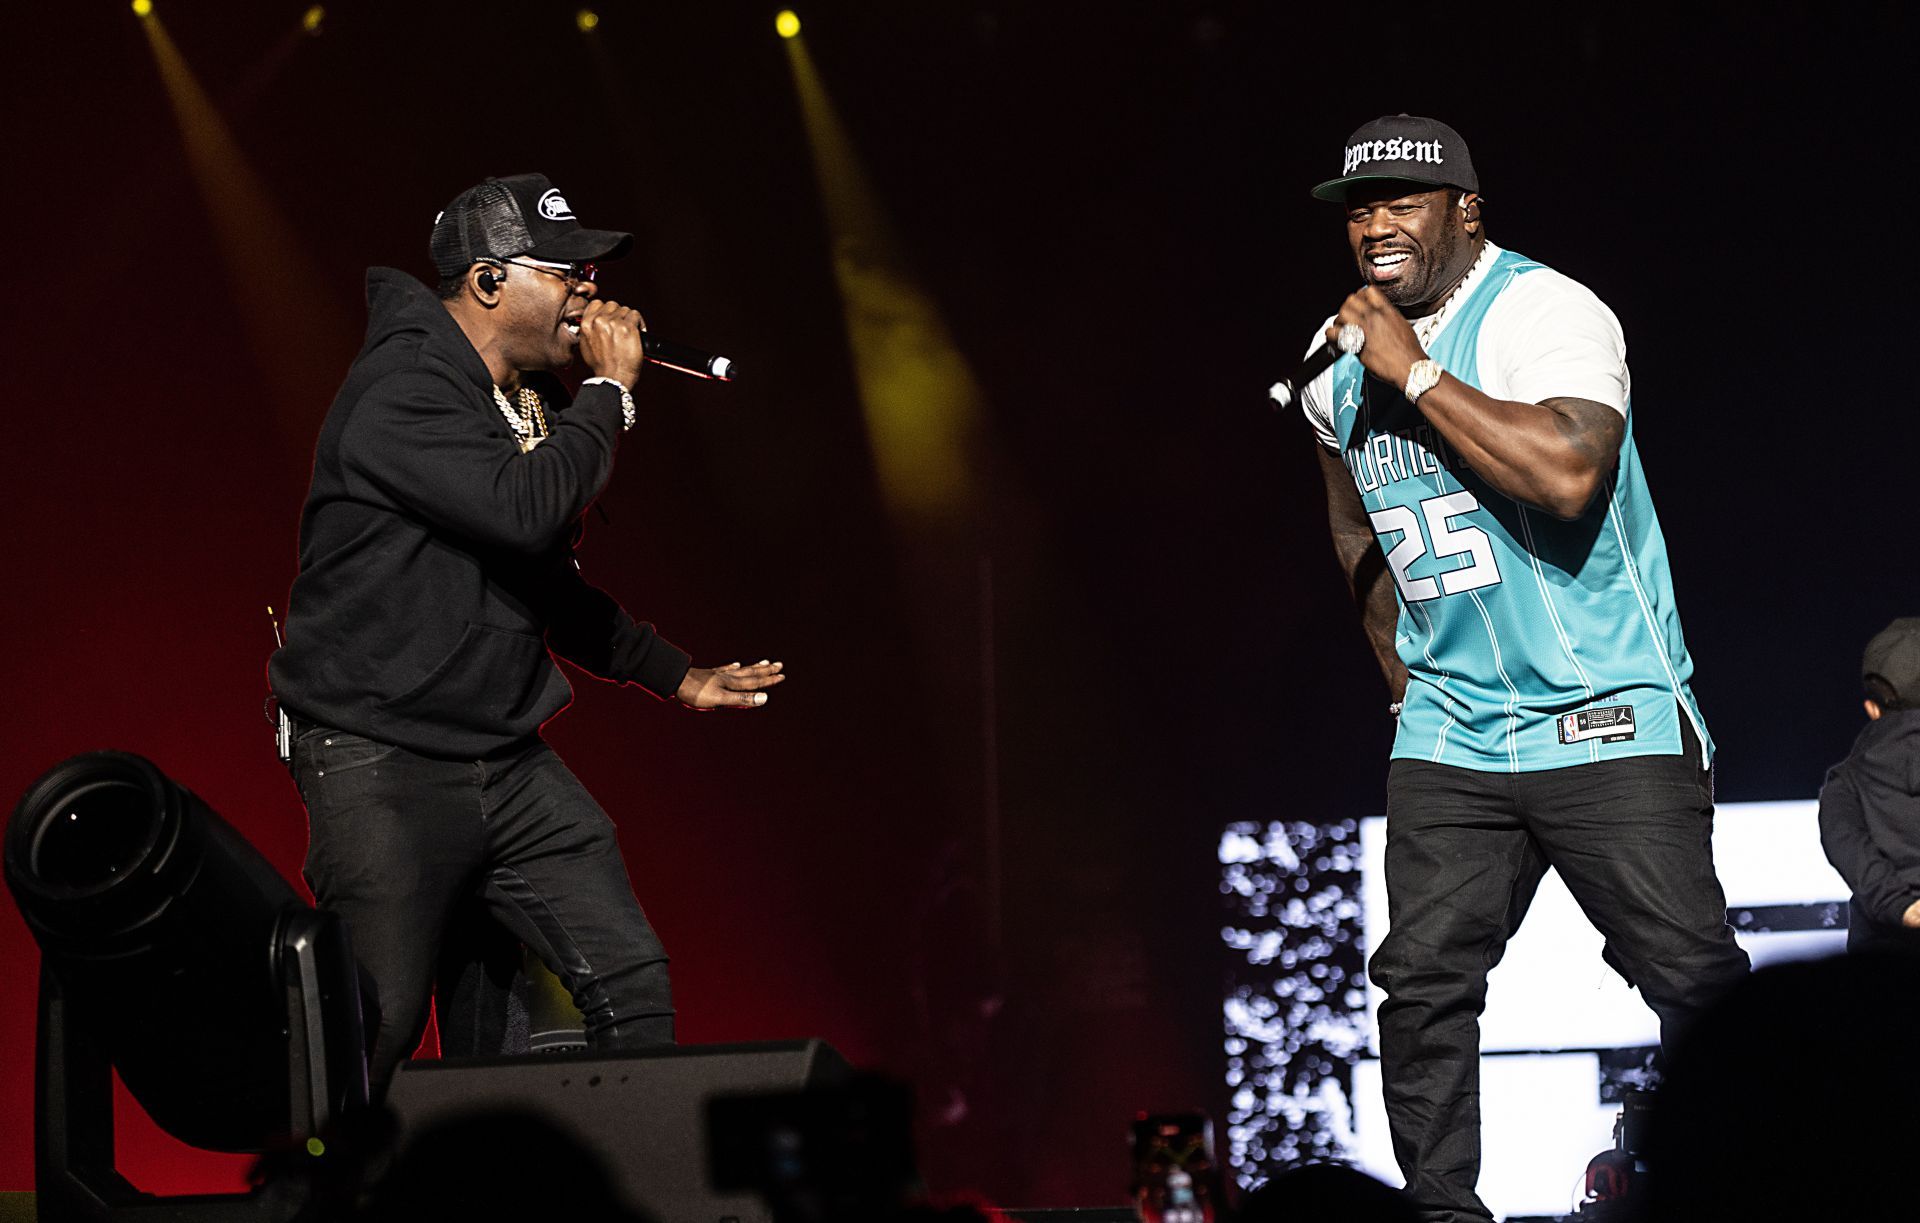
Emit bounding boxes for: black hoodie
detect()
[1818,708,1920,930]
[268,268,690,757]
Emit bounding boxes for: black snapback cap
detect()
[429,173,632,279]
[1864,617,1920,707]
[1311,114,1479,202]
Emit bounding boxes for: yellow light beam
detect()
[782,34,981,521]
[138,11,354,451]
[786,26,1005,958]
[776,10,801,39]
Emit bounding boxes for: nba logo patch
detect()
[1559,704,1636,745]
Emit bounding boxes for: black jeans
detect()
[289,724,674,1097]
[1370,723,1749,1223]
[1847,900,1920,956]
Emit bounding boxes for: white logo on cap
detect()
[1344,138,1446,176]
[537,188,575,221]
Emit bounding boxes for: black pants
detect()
[1370,723,1749,1223]
[1847,900,1920,956]
[289,724,674,1097]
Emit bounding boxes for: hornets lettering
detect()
[1344,419,1457,495]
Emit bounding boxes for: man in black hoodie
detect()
[269,174,785,1095]
[1818,618,1920,955]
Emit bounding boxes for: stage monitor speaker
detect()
[385,1039,849,1223]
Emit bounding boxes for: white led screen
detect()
[1221,800,1849,1220]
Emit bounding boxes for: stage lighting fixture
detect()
[131,0,152,17]
[776,10,801,38]
[4,751,368,1222]
[302,5,324,34]
[577,8,600,32]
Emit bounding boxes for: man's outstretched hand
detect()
[677,660,786,710]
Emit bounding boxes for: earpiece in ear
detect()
[476,268,500,293]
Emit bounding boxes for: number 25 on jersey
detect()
[1368,490,1503,602]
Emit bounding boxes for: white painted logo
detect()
[1343,137,1445,176]
[537,188,575,221]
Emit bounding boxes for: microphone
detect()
[643,334,735,382]
[1268,320,1363,409]
[1268,342,1335,410]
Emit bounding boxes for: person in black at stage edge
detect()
[1640,954,1920,1222]
[1817,617,1920,954]
[268,173,786,1097]
[358,1109,653,1223]
[1236,1164,1419,1223]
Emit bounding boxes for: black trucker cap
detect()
[429,173,632,279]
[1864,618,1920,707]
[1311,114,1480,202]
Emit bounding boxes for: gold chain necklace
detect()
[491,385,550,453]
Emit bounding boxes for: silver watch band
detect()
[1404,359,1442,404]
[581,376,636,431]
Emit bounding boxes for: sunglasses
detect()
[504,258,598,286]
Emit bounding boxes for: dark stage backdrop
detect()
[1,0,1910,1204]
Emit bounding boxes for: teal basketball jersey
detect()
[1329,248,1711,772]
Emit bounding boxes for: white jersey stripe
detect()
[1406,599,1457,764]
[1467,588,1522,773]
[1515,505,1601,764]
[1602,478,1710,768]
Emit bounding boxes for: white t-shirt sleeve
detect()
[1296,316,1340,450]
[1483,271,1630,416]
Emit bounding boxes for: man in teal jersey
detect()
[1293,115,1749,1223]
